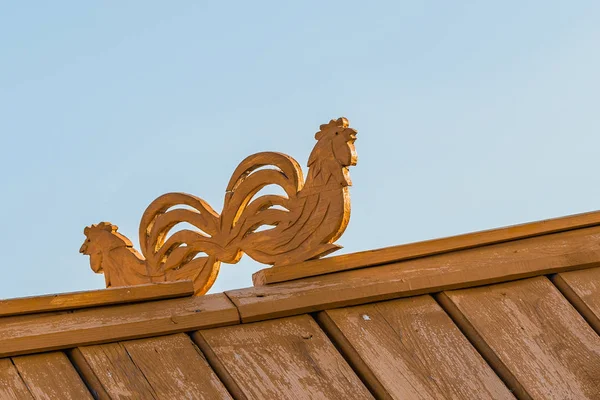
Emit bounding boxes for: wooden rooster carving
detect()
[81,117,358,295]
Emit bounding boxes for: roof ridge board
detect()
[0,292,238,358]
[233,225,600,322]
[3,226,599,357]
[0,281,194,318]
[253,209,600,286]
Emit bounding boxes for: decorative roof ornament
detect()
[80,117,358,295]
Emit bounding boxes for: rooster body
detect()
[81,117,357,295]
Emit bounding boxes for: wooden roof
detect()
[2,210,600,399]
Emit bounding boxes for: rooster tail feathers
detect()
[138,152,304,283]
[139,192,221,275]
[165,255,221,296]
[221,152,303,234]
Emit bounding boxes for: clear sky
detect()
[1,2,599,299]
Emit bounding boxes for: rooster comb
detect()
[315,117,349,139]
[84,222,118,236]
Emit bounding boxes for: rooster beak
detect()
[79,243,87,254]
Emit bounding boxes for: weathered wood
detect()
[67,348,112,400]
[0,358,32,399]
[82,118,358,295]
[0,281,193,318]
[254,209,600,285]
[12,352,92,399]
[69,344,155,399]
[71,334,231,400]
[552,267,600,334]
[0,311,70,326]
[122,334,232,399]
[318,296,514,399]
[438,277,600,399]
[0,293,238,357]
[192,315,373,400]
[229,226,600,322]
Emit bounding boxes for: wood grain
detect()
[552,267,600,334]
[69,344,155,399]
[0,311,70,326]
[0,281,193,318]
[0,358,33,399]
[82,118,357,295]
[229,226,600,322]
[192,314,373,400]
[12,352,92,399]
[438,276,600,399]
[254,209,600,285]
[122,334,231,399]
[318,296,514,399]
[0,293,238,357]
[71,334,231,399]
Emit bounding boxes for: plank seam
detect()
[8,357,34,399]
[223,291,242,323]
[185,333,240,400]
[368,303,451,396]
[66,348,111,400]
[433,292,532,400]
[189,331,247,400]
[550,273,600,336]
[118,342,159,399]
[312,312,392,400]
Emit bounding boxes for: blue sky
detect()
[1,2,599,298]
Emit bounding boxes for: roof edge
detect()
[3,219,600,357]
[253,209,600,286]
[0,281,194,318]
[0,292,238,358]
[234,225,600,322]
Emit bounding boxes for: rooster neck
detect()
[303,157,350,193]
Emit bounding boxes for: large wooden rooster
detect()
[80,117,358,295]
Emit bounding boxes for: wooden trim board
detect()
[0,293,239,358]
[0,281,194,318]
[253,210,600,286]
[231,226,600,322]
[3,213,600,358]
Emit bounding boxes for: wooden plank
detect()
[71,334,232,399]
[0,358,33,399]
[0,281,194,317]
[552,267,600,334]
[438,277,600,400]
[230,226,600,322]
[122,334,232,399]
[192,315,373,400]
[0,311,70,325]
[254,209,600,285]
[12,352,92,399]
[0,293,239,357]
[69,344,155,399]
[318,296,514,399]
